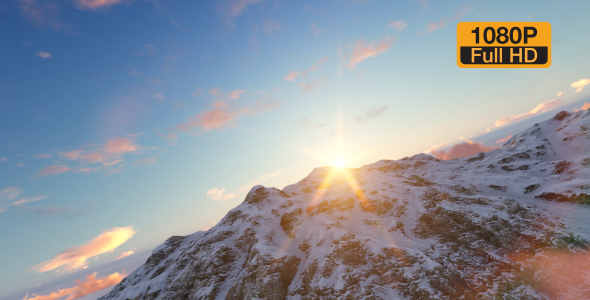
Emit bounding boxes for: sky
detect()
[1,0,590,299]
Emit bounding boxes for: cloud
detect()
[452,4,473,21]
[191,88,204,97]
[557,91,563,97]
[219,0,261,18]
[494,99,562,127]
[30,226,136,273]
[261,19,280,34]
[354,105,388,123]
[420,18,446,35]
[496,135,512,144]
[346,37,395,70]
[13,195,47,206]
[311,22,326,38]
[238,170,282,193]
[388,21,407,33]
[284,71,299,82]
[175,108,250,131]
[298,78,327,92]
[575,102,590,112]
[0,157,8,162]
[571,78,590,93]
[428,141,498,160]
[202,221,217,231]
[171,20,181,27]
[228,89,247,100]
[22,205,93,218]
[19,0,63,29]
[114,249,135,260]
[133,157,157,166]
[207,187,238,201]
[36,165,71,178]
[134,44,157,56]
[58,137,140,168]
[36,52,51,58]
[74,0,123,10]
[285,57,329,82]
[154,93,165,100]
[0,187,22,201]
[23,271,127,300]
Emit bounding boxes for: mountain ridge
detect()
[100,109,590,300]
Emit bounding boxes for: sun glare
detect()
[334,158,345,168]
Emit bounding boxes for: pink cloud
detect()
[30,226,136,273]
[428,141,498,160]
[284,56,329,82]
[23,271,127,300]
[103,137,138,154]
[346,37,395,70]
[36,52,51,58]
[220,0,261,17]
[177,108,250,131]
[74,0,123,10]
[228,89,246,100]
[114,249,135,260]
[495,99,562,127]
[19,0,63,29]
[36,165,71,178]
[283,71,299,82]
[388,20,407,33]
[421,18,446,35]
[133,157,157,166]
[207,187,237,201]
[575,102,590,112]
[571,79,590,93]
[298,78,327,92]
[496,135,512,144]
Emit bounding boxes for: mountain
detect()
[100,109,590,300]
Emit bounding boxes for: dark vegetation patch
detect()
[524,184,540,194]
[489,185,507,192]
[404,175,435,187]
[552,161,572,175]
[535,192,590,205]
[466,153,485,162]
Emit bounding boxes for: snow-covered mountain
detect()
[100,109,590,300]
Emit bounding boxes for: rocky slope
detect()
[100,109,590,300]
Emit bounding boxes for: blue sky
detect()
[1,0,590,299]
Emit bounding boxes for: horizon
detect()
[1,0,590,299]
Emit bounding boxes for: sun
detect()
[334,158,345,168]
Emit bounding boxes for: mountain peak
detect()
[100,109,590,300]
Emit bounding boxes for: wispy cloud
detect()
[298,77,327,92]
[428,140,497,160]
[496,135,512,144]
[575,102,590,112]
[311,22,326,38]
[494,99,562,128]
[134,44,157,56]
[283,71,299,82]
[238,170,282,193]
[55,137,140,172]
[571,78,590,93]
[284,56,329,82]
[36,165,71,178]
[354,105,388,123]
[172,88,278,133]
[261,19,280,34]
[74,0,124,10]
[557,91,563,97]
[219,0,261,18]
[133,157,157,166]
[346,37,395,70]
[23,271,127,300]
[13,195,47,206]
[420,18,446,35]
[19,0,63,29]
[114,249,135,260]
[36,52,51,58]
[207,187,238,201]
[388,21,407,34]
[30,226,136,273]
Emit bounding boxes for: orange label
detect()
[457,22,551,68]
